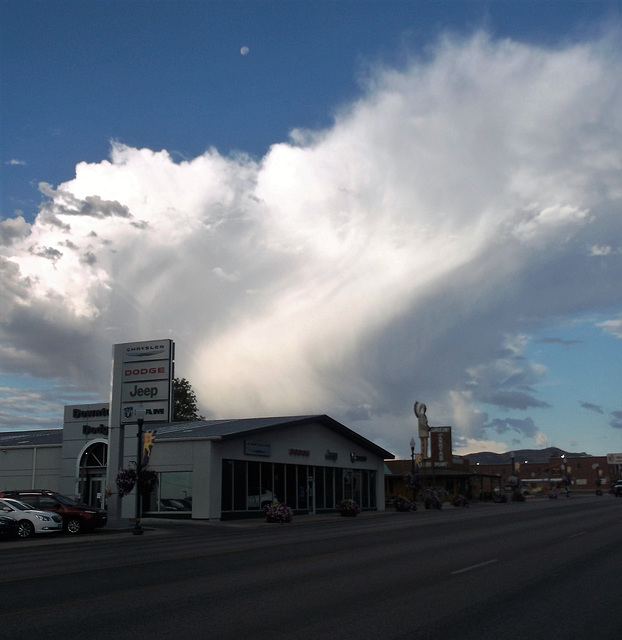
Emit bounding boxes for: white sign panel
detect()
[122,361,171,383]
[113,339,175,425]
[121,379,171,403]
[245,440,272,456]
[122,340,173,363]
[64,403,110,424]
[121,400,171,422]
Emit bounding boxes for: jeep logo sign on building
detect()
[112,339,174,425]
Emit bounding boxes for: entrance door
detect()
[87,476,105,508]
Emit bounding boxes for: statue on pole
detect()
[414,401,430,459]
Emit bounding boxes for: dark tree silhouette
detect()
[172,377,204,421]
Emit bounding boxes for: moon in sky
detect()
[240,46,250,55]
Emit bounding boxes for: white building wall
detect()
[0,446,62,491]
[216,421,384,473]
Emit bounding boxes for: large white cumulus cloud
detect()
[2,32,622,454]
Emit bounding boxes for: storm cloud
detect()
[2,32,622,455]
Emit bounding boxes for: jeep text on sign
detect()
[121,380,170,402]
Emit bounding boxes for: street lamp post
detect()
[509,451,516,499]
[134,406,147,536]
[409,437,416,503]
[561,455,569,497]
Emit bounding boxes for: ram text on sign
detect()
[122,401,170,422]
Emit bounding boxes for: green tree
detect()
[172,377,204,421]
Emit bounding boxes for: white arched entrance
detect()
[77,439,108,508]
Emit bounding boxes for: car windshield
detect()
[1,498,32,511]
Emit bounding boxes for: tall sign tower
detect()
[107,339,175,526]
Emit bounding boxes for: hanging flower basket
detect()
[263,501,293,523]
[115,467,137,497]
[115,465,158,497]
[404,470,421,492]
[337,499,361,517]
[139,468,159,493]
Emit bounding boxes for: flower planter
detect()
[337,499,361,517]
[263,501,293,523]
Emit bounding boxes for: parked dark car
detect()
[0,514,20,539]
[0,490,107,534]
[613,481,622,497]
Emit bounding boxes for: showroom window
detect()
[221,459,377,514]
[145,471,192,514]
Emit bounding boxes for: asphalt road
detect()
[2,495,621,639]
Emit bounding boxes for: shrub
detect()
[263,501,293,523]
[337,499,361,516]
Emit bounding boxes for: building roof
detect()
[0,429,62,447]
[153,414,395,459]
[0,415,395,459]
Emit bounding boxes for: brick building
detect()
[469,452,617,496]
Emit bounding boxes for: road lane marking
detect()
[450,559,499,575]
[568,531,586,539]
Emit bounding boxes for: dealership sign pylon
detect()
[107,339,174,526]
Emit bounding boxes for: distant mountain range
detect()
[464,447,591,465]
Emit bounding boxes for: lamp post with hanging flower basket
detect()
[133,406,147,535]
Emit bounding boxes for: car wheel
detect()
[17,520,35,538]
[65,517,83,534]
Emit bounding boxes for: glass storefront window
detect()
[220,459,377,513]
[335,468,344,504]
[274,463,285,505]
[285,464,297,508]
[146,471,192,513]
[221,460,233,510]
[315,467,325,509]
[247,461,261,509]
[297,465,308,510]
[325,467,334,507]
[233,460,247,511]
[361,470,370,508]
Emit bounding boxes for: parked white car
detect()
[0,498,63,538]
[247,488,277,510]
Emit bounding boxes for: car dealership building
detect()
[0,339,395,525]
[0,404,394,525]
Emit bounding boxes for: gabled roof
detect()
[153,414,395,459]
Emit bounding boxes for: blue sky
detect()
[1,0,622,459]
